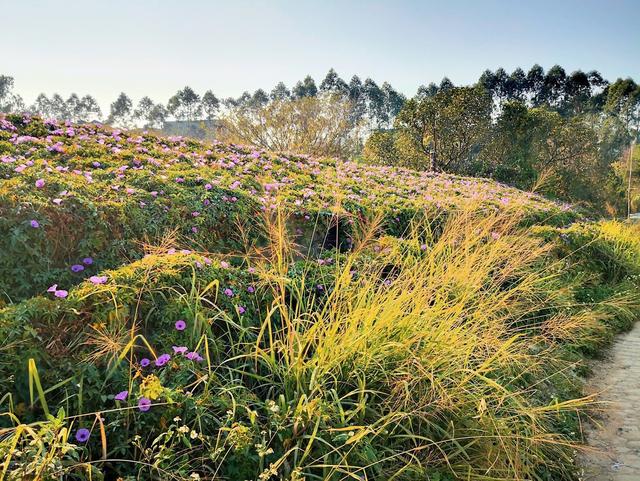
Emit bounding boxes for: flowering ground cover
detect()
[0,114,575,303]
[1,114,638,481]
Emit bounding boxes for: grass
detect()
[1,203,638,480]
[1,114,640,480]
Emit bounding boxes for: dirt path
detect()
[579,324,640,481]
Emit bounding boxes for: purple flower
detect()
[114,390,128,401]
[224,288,234,297]
[138,397,152,412]
[71,264,85,273]
[237,305,246,314]
[175,320,186,331]
[75,428,90,443]
[155,353,171,367]
[89,275,107,284]
[30,220,40,228]
[55,289,68,298]
[186,351,204,362]
[220,261,230,269]
[35,178,45,188]
[247,286,255,293]
[82,257,93,265]
[204,183,212,190]
[140,358,151,368]
[172,345,188,355]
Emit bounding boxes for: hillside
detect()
[2,113,639,481]
[0,114,574,302]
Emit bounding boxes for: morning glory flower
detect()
[75,428,90,443]
[30,220,39,228]
[155,353,171,367]
[71,264,85,273]
[175,320,186,331]
[172,345,188,355]
[140,358,151,368]
[89,275,107,284]
[35,178,45,188]
[138,397,152,412]
[186,351,204,361]
[82,257,93,265]
[114,390,129,401]
[224,288,234,297]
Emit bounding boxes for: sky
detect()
[3,0,639,111]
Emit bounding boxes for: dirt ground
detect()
[579,324,640,481]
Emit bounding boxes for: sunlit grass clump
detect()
[2,205,638,480]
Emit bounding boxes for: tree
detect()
[605,78,640,135]
[251,89,269,108]
[218,93,362,158]
[540,65,567,108]
[201,90,220,120]
[382,82,405,127]
[563,70,593,115]
[50,94,69,120]
[292,76,318,98]
[133,96,156,125]
[108,92,134,128]
[78,95,102,121]
[507,68,527,101]
[319,68,349,96]
[147,104,168,129]
[66,94,81,121]
[270,82,291,101]
[526,64,545,106]
[0,75,24,113]
[479,101,628,208]
[167,86,202,121]
[30,93,53,118]
[416,83,439,99]
[363,78,386,127]
[363,129,428,169]
[439,77,455,92]
[347,75,366,122]
[395,85,492,172]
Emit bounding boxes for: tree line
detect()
[0,69,405,131]
[2,66,639,212]
[366,65,639,212]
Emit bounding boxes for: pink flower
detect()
[114,390,128,401]
[35,178,45,188]
[30,220,39,228]
[138,397,152,412]
[186,351,204,361]
[89,275,107,284]
[175,320,186,331]
[172,345,188,355]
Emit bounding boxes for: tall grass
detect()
[239,206,607,480]
[1,206,638,480]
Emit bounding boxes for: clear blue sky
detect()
[3,0,639,110]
